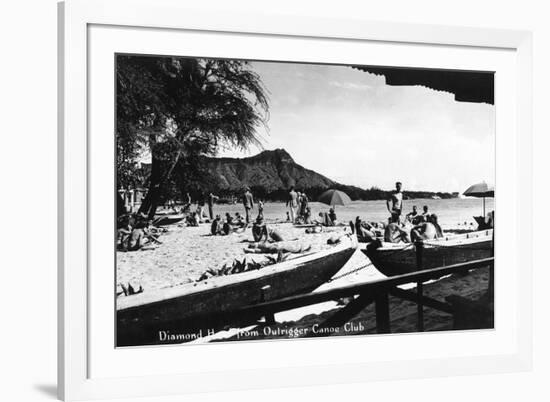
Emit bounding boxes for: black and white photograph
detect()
[115,55,495,347]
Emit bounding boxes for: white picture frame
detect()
[58,0,533,400]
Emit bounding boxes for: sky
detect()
[217,61,495,193]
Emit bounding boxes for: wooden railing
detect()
[234,256,494,334]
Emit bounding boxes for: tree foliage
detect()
[116,55,269,216]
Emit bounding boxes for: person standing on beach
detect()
[198,192,207,221]
[242,187,254,223]
[207,192,219,220]
[257,199,264,219]
[286,186,298,223]
[300,192,309,217]
[182,192,192,213]
[386,181,403,223]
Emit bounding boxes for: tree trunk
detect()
[138,149,183,219]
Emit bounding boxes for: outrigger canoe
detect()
[153,214,185,226]
[363,229,493,277]
[117,241,356,344]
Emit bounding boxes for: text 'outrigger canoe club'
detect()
[158,322,366,342]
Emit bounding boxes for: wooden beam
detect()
[417,282,424,332]
[388,287,454,314]
[320,294,374,329]
[375,292,391,334]
[235,258,494,317]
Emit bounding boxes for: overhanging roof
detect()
[353,66,494,104]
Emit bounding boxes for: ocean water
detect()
[210,197,495,228]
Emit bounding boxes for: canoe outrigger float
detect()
[363,229,493,277]
[117,240,356,345]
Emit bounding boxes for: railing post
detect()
[375,291,391,334]
[260,285,276,324]
[488,230,494,298]
[415,241,424,332]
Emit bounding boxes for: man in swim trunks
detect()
[386,181,403,223]
[207,192,219,220]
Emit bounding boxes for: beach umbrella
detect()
[463,181,494,216]
[317,189,352,207]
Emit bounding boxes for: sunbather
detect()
[384,222,411,243]
[244,243,311,254]
[252,217,285,242]
[410,214,443,242]
[329,208,337,224]
[317,212,334,226]
[305,224,323,234]
[354,217,377,242]
[117,221,132,251]
[210,215,223,235]
[406,205,418,223]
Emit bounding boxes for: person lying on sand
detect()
[244,243,312,254]
[327,233,351,245]
[410,214,443,242]
[384,222,411,243]
[305,224,323,234]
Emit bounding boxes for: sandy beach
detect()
[117,201,493,344]
[117,219,358,292]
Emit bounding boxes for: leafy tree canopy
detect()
[116,55,269,216]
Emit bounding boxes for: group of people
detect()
[349,181,445,244]
[383,181,444,243]
[285,186,310,223]
[210,212,248,236]
[117,213,162,251]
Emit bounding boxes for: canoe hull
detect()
[153,214,185,226]
[363,230,493,277]
[117,243,355,345]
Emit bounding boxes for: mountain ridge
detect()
[196,148,456,201]
[201,148,337,194]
